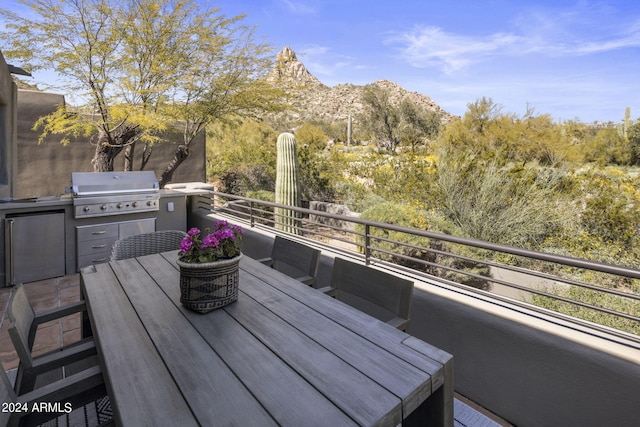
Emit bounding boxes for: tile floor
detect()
[0,274,82,371]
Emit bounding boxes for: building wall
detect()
[0,51,17,199]
[15,90,206,198]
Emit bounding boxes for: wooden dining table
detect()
[80,250,453,426]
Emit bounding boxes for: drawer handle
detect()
[93,257,109,263]
[91,231,107,235]
[91,244,107,249]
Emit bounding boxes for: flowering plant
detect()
[178,220,243,263]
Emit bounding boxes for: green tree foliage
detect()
[627,120,640,165]
[582,128,632,166]
[359,85,402,152]
[294,123,328,150]
[346,151,437,204]
[578,170,640,250]
[1,0,283,185]
[207,120,277,194]
[399,98,441,151]
[359,85,441,153]
[438,98,568,165]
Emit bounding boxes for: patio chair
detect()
[7,284,100,394]
[110,230,188,260]
[1,363,108,427]
[319,258,414,332]
[257,236,321,286]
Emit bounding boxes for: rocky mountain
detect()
[265,46,455,126]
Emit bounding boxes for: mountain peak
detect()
[265,47,454,125]
[266,46,325,87]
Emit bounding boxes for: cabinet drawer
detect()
[77,236,118,255]
[78,252,112,269]
[77,223,119,242]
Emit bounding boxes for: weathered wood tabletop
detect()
[80,251,453,426]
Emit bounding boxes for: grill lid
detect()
[72,171,159,197]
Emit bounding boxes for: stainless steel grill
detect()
[71,171,160,218]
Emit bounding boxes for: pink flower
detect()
[201,234,220,249]
[213,220,229,229]
[178,222,243,263]
[214,228,234,240]
[180,237,194,252]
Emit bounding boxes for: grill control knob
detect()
[132,202,139,208]
[83,206,90,212]
[147,200,154,206]
[116,203,123,209]
[101,205,107,210]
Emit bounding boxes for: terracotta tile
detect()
[29,294,60,312]
[0,287,11,313]
[63,328,82,347]
[60,285,81,304]
[23,283,60,310]
[61,313,81,333]
[59,274,80,289]
[32,322,62,357]
[0,330,18,370]
[1,274,84,369]
[1,356,18,371]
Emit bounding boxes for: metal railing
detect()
[193,191,640,343]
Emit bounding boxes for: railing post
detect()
[365,224,371,265]
[249,201,255,228]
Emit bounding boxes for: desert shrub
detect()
[577,170,640,249]
[357,201,492,289]
[217,165,274,196]
[435,150,571,249]
[246,190,275,202]
[531,285,640,335]
[582,128,632,166]
[294,123,329,151]
[244,190,275,223]
[207,120,277,186]
[333,180,377,212]
[357,202,432,269]
[298,145,335,202]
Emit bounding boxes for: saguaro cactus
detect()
[619,106,634,139]
[275,132,301,234]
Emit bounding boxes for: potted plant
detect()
[177,221,243,313]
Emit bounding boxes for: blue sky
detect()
[215,0,640,123]
[3,0,639,123]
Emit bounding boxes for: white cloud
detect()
[388,15,640,74]
[295,45,355,78]
[279,0,317,15]
[388,26,524,72]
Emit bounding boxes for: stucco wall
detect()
[0,52,17,199]
[15,90,206,198]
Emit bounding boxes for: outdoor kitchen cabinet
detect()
[76,218,155,269]
[4,210,66,286]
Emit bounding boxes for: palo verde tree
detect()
[360,85,402,152]
[0,0,283,186]
[359,84,441,153]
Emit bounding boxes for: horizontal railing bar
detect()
[202,190,639,336]
[368,246,640,323]
[210,191,640,279]
[371,256,640,345]
[366,231,640,302]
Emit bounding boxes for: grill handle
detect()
[5,219,15,286]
